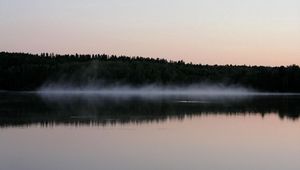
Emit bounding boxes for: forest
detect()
[0,51,300,92]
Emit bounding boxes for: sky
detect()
[0,0,299,66]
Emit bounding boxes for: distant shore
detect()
[1,52,300,92]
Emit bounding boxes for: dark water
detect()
[1,92,300,170]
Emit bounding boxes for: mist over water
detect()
[38,84,258,97]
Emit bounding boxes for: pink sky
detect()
[1,0,299,66]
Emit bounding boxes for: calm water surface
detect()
[1,93,300,170]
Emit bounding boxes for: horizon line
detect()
[1,51,299,68]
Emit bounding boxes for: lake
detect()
[1,92,300,170]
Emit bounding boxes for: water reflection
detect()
[1,92,300,128]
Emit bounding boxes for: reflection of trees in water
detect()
[0,93,300,127]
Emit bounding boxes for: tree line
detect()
[0,51,300,92]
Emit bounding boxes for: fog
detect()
[37,84,260,97]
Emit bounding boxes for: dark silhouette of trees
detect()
[1,51,300,92]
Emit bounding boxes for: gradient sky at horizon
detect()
[0,0,299,66]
